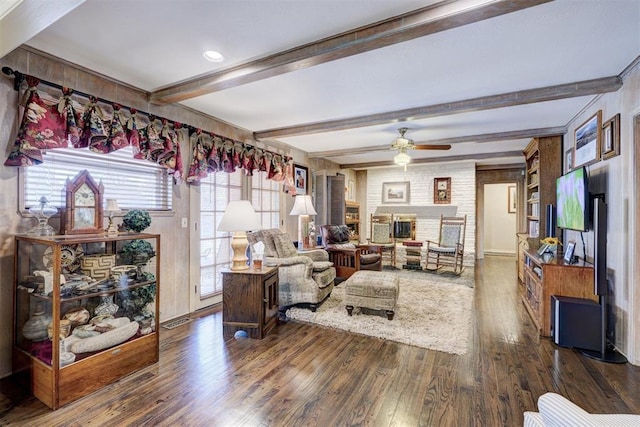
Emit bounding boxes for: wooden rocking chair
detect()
[425,215,467,275]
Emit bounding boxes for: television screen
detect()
[556,166,589,231]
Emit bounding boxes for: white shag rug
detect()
[286,270,474,355]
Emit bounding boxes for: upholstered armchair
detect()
[319,224,382,280]
[246,228,336,311]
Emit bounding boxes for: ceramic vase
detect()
[94,294,119,317]
[22,302,51,341]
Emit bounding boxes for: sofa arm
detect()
[299,249,330,262]
[266,256,313,275]
[523,412,545,427]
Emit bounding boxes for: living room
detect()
[0,1,639,424]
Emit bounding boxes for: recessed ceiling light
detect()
[202,50,224,63]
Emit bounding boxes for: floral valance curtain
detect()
[4,73,295,188]
[187,129,294,191]
[4,76,184,182]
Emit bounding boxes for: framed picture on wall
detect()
[601,113,620,160]
[382,181,410,204]
[573,110,602,168]
[565,148,574,173]
[434,177,451,204]
[508,185,517,213]
[293,164,308,195]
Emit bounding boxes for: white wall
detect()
[484,183,517,255]
[561,59,640,363]
[366,161,476,264]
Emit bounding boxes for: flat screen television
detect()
[556,166,589,231]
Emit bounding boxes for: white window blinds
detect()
[22,147,172,211]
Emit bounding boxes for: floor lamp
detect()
[218,200,262,271]
[289,195,317,250]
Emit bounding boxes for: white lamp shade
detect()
[218,200,262,232]
[105,198,121,213]
[289,195,317,216]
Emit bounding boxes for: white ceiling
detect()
[3,0,639,168]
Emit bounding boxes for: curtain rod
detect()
[1,66,287,159]
[1,66,189,129]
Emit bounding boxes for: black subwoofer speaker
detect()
[551,295,602,352]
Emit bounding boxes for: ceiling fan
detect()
[391,127,451,168]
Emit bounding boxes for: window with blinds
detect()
[21,147,172,212]
[251,171,281,229]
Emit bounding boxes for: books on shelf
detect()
[531,203,540,218]
[528,220,539,237]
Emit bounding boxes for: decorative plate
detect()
[43,244,84,273]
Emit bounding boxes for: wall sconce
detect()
[218,200,262,271]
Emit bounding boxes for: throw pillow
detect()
[324,224,351,244]
[273,233,298,258]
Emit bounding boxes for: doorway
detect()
[483,183,517,256]
[475,166,526,259]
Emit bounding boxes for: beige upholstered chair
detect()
[247,228,336,311]
[319,224,382,280]
[425,215,467,275]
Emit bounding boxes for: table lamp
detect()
[105,198,121,236]
[289,195,317,250]
[218,200,262,270]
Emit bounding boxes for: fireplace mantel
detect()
[374,205,458,218]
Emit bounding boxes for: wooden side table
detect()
[222,265,279,339]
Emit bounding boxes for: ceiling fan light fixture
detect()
[394,150,411,167]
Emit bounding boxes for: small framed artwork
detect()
[564,148,574,173]
[563,241,576,264]
[573,110,602,168]
[508,185,516,213]
[294,164,308,195]
[601,113,620,160]
[434,177,451,204]
[382,181,410,204]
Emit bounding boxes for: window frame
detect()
[19,147,174,216]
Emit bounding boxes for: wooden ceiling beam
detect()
[255,77,621,139]
[340,150,524,169]
[309,127,566,158]
[149,0,551,105]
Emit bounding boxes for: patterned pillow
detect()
[273,233,298,258]
[322,224,351,244]
[440,224,461,247]
[372,223,391,244]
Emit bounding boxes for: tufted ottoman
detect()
[344,270,399,320]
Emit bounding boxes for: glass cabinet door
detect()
[14,235,158,368]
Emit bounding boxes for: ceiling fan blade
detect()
[412,144,451,150]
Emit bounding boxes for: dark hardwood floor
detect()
[1,256,639,426]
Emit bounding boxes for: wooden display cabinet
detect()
[12,233,160,409]
[522,248,597,337]
[222,266,279,339]
[345,201,360,242]
[523,136,562,240]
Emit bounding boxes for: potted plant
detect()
[122,209,151,233]
[119,239,156,266]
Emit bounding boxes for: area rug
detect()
[286,269,474,355]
